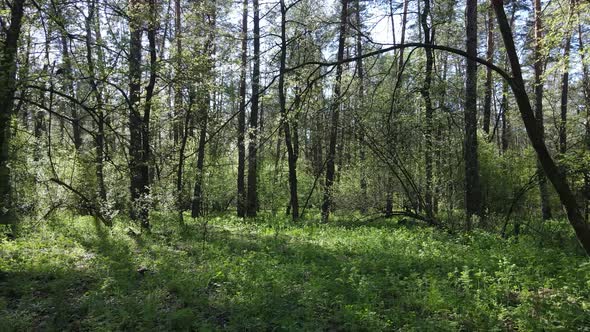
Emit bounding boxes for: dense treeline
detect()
[0,0,589,252]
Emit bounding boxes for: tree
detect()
[355,0,367,212]
[483,4,495,135]
[237,0,247,218]
[322,0,348,223]
[192,0,217,218]
[246,0,260,217]
[84,0,107,204]
[421,0,435,219]
[532,0,552,220]
[128,0,151,229]
[492,0,590,254]
[279,0,299,220]
[0,0,26,227]
[464,0,482,228]
[579,14,590,221]
[558,0,574,155]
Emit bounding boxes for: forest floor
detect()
[1,213,589,331]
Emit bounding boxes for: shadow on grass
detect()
[4,215,584,331]
[0,267,95,330]
[138,219,472,330]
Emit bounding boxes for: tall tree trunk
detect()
[559,0,577,156]
[128,0,149,229]
[279,0,299,220]
[501,7,517,153]
[322,0,348,223]
[421,0,434,219]
[177,89,193,221]
[559,33,571,155]
[192,2,216,218]
[246,0,260,217]
[533,0,552,220]
[85,0,107,204]
[191,93,209,218]
[143,0,157,190]
[280,0,299,220]
[464,0,482,229]
[492,0,590,255]
[174,0,186,220]
[579,19,590,222]
[0,0,25,226]
[356,0,367,213]
[236,0,247,217]
[173,0,182,145]
[483,4,494,135]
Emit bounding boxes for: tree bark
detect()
[84,0,107,204]
[59,31,82,150]
[322,0,348,223]
[279,0,299,220]
[421,0,434,219]
[559,33,571,155]
[532,0,552,220]
[192,2,216,218]
[174,0,186,220]
[173,0,182,145]
[246,0,260,217]
[501,76,510,152]
[579,19,590,222]
[397,0,409,72]
[128,0,149,229]
[355,0,367,213]
[464,0,482,229]
[0,0,25,226]
[236,0,247,218]
[483,4,494,135]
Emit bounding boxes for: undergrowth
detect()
[1,213,589,331]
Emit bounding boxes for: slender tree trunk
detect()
[559,34,571,155]
[398,0,409,71]
[236,0,247,217]
[279,0,299,220]
[464,0,482,229]
[177,89,193,221]
[501,77,510,152]
[483,5,494,135]
[421,0,434,219]
[356,0,367,213]
[59,31,82,150]
[0,0,25,226]
[579,20,590,221]
[174,0,186,220]
[322,0,348,223]
[246,0,260,217]
[533,0,552,220]
[501,7,517,153]
[192,94,209,218]
[85,0,107,204]
[173,0,182,145]
[192,2,216,218]
[492,0,590,255]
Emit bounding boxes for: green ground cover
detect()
[1,214,589,331]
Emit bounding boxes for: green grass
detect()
[1,213,589,331]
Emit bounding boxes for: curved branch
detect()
[286,42,513,84]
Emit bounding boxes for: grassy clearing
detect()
[1,214,589,331]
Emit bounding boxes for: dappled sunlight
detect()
[2,215,589,330]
